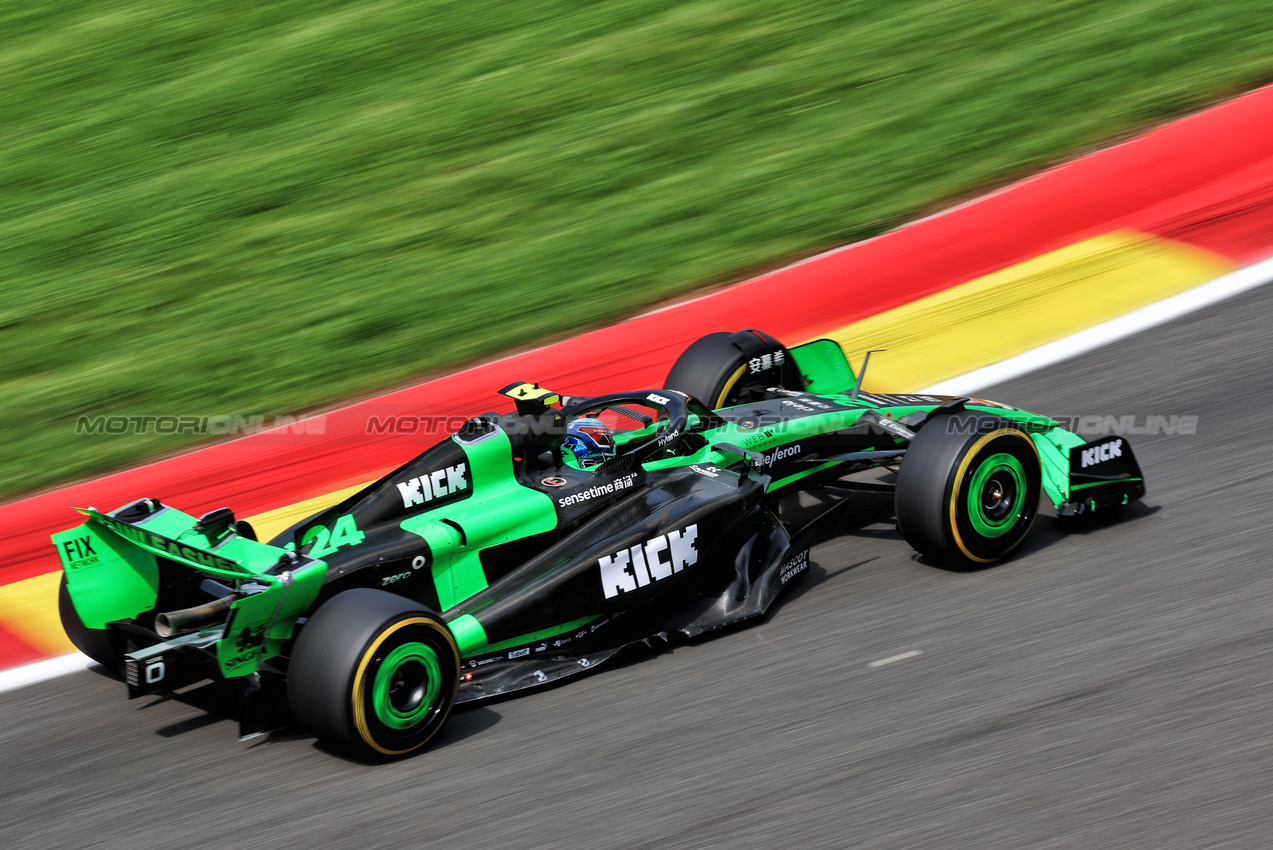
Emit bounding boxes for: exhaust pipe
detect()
[155,594,237,638]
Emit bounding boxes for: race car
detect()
[54,329,1144,757]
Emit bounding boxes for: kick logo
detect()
[1080,439,1123,468]
[397,463,469,508]
[598,524,698,599]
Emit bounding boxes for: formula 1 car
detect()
[54,330,1144,757]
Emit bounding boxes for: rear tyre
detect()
[58,574,123,675]
[665,329,802,408]
[895,411,1041,567]
[288,588,460,757]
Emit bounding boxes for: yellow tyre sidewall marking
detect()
[351,616,460,756]
[715,363,749,408]
[948,428,1040,564]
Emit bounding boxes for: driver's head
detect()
[564,417,616,468]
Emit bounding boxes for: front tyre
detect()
[665,329,802,408]
[895,411,1041,567]
[288,589,460,757]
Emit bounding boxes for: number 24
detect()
[302,515,365,559]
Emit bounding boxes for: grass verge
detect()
[3,0,1273,499]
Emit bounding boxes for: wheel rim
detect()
[966,452,1026,538]
[372,642,442,730]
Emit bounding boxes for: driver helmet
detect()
[564,417,616,468]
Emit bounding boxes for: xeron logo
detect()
[761,444,802,467]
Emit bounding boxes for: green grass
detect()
[3,0,1273,500]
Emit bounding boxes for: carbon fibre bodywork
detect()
[53,334,1144,738]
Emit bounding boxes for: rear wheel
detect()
[665,329,802,408]
[895,411,1041,567]
[288,589,460,757]
[58,574,123,675]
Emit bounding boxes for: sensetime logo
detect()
[598,525,698,599]
[556,472,639,508]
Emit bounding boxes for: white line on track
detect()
[868,650,923,668]
[4,256,1273,696]
[0,652,93,694]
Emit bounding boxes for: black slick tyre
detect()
[287,588,460,757]
[665,329,802,408]
[895,411,1042,567]
[58,574,123,675]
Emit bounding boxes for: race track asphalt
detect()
[3,280,1273,850]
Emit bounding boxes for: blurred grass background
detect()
[3,0,1273,500]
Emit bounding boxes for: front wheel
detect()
[895,411,1041,567]
[664,329,802,408]
[288,589,460,757]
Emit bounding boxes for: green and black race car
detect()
[54,330,1143,757]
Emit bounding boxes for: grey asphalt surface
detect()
[4,281,1273,850]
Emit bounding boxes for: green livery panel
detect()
[48,329,1147,753]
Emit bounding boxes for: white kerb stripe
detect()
[0,653,93,694]
[6,258,1273,694]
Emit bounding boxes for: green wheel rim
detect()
[967,452,1026,539]
[372,642,442,730]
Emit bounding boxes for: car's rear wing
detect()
[54,500,306,579]
[53,499,327,690]
[68,506,255,576]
